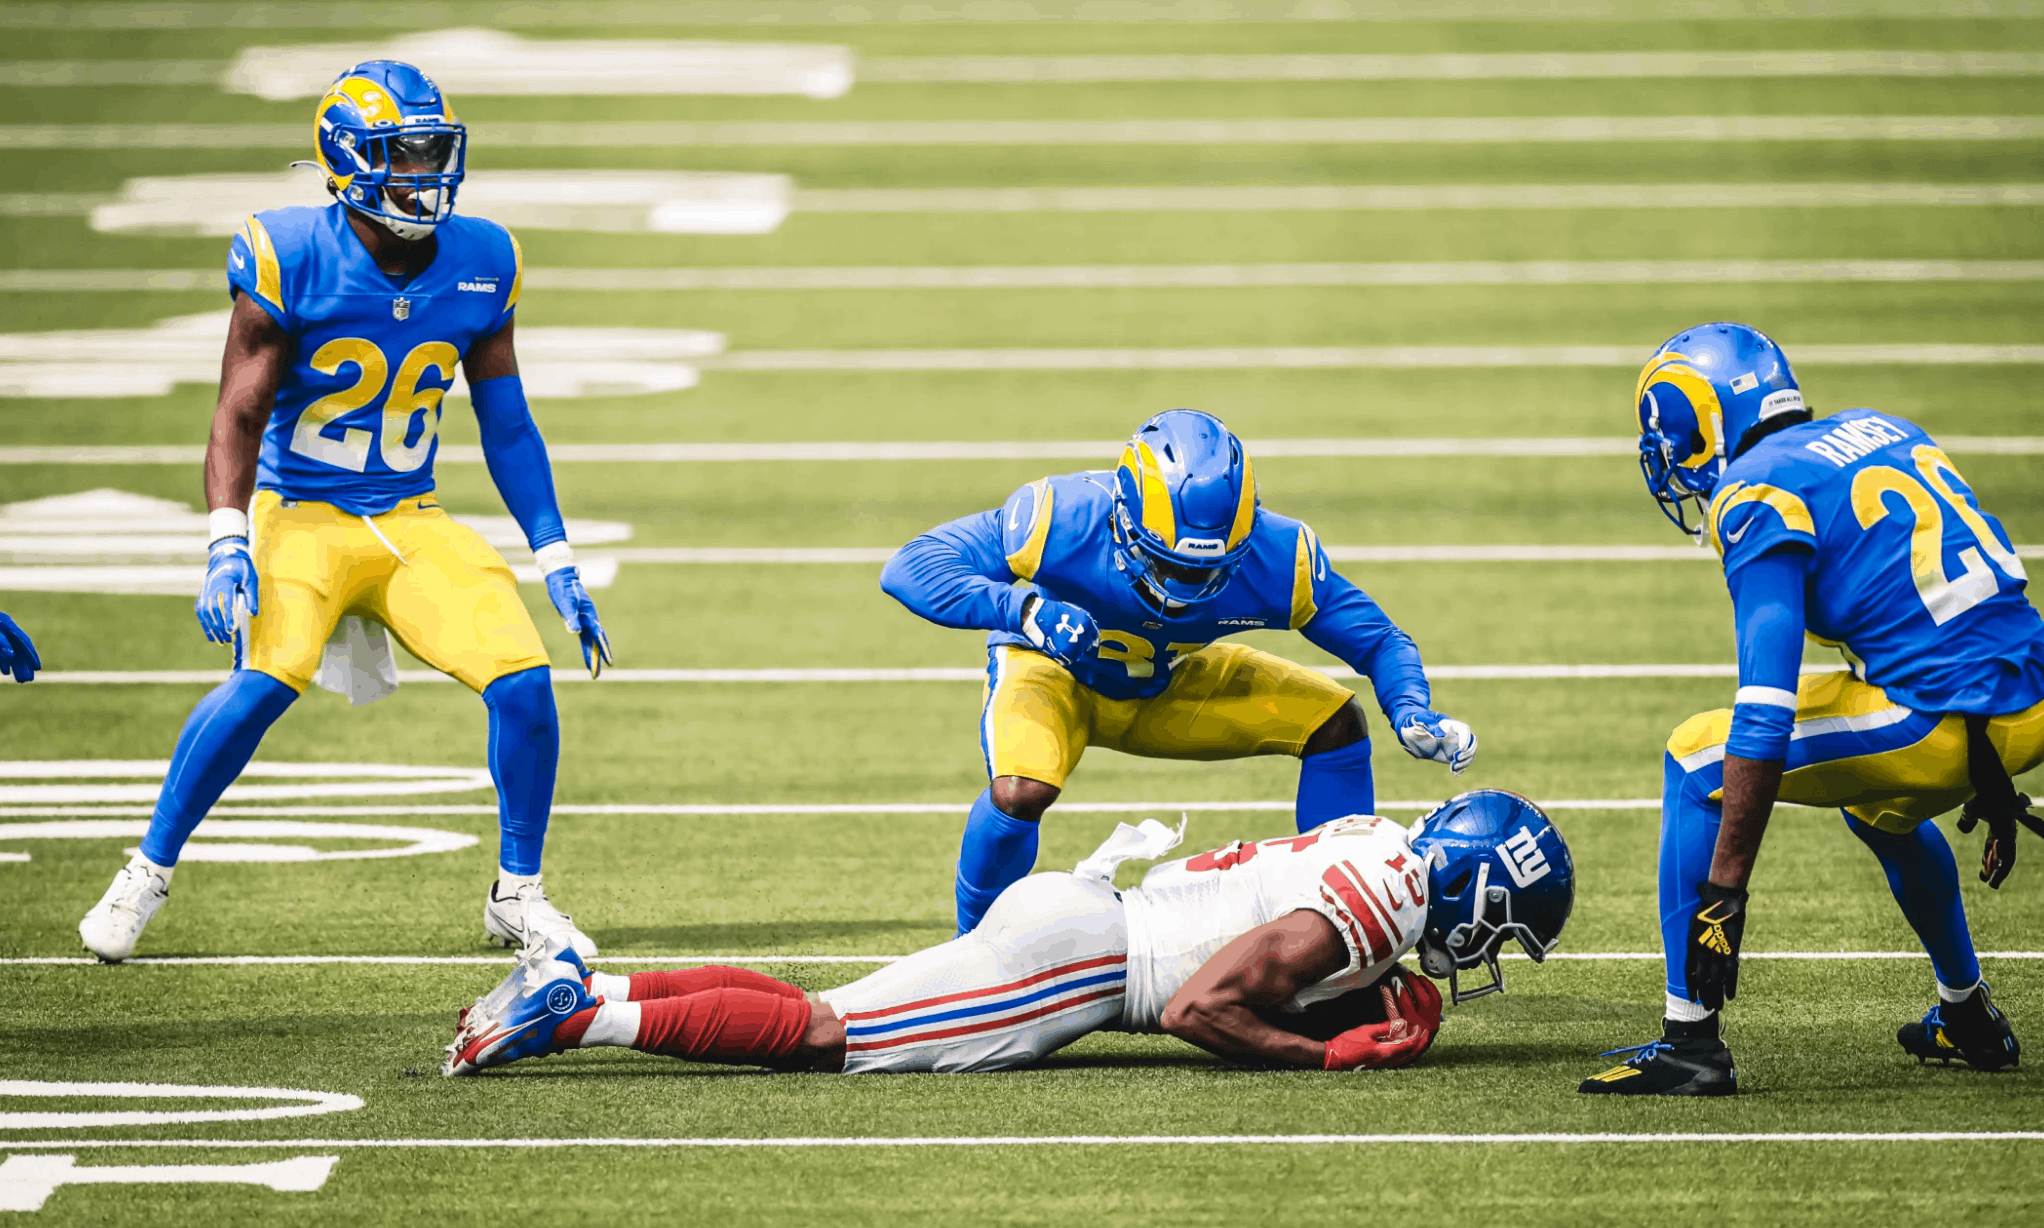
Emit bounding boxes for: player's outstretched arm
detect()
[1160,909,1352,1068]
[466,320,612,678]
[1301,561,1476,774]
[195,291,290,644]
[879,509,1029,631]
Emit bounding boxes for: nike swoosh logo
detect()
[1725,521,1752,544]
[230,252,245,269]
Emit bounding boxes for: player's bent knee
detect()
[991,775,1058,822]
[1301,700,1367,758]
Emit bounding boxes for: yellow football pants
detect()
[1667,669,2044,832]
[244,490,549,694]
[979,642,1356,788]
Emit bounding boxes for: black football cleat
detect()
[1578,1016,1737,1096]
[1898,983,2020,1071]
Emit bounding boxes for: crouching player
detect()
[1582,323,2044,1096]
[77,61,610,962]
[880,409,1477,937]
[444,791,1573,1077]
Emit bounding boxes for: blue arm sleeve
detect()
[1299,569,1433,727]
[470,375,566,552]
[879,509,1030,633]
[1724,544,1812,762]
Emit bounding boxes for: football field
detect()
[3,1,2043,1223]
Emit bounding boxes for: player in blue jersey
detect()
[78,61,611,963]
[1580,323,2044,1096]
[881,409,1477,935]
[0,612,38,683]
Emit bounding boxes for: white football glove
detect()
[1396,711,1478,775]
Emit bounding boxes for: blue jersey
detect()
[1710,409,2044,715]
[227,202,522,515]
[881,471,1433,717]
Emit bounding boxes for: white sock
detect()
[588,971,633,1001]
[1664,992,1715,1023]
[1937,977,1980,1004]
[132,853,173,885]
[578,1000,641,1048]
[497,869,541,895]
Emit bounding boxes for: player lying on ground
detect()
[1581,323,2042,1097]
[880,409,1477,937]
[78,60,611,963]
[445,791,1574,1077]
[0,612,37,683]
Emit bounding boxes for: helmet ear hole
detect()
[1444,869,1472,897]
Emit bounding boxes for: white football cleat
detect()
[79,854,171,963]
[483,878,599,956]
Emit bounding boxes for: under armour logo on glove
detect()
[1020,594,1100,668]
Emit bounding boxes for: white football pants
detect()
[821,872,1127,1074]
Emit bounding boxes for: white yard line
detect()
[0,1,2029,27]
[27,664,1866,685]
[9,437,2039,465]
[861,51,2044,83]
[14,51,2044,89]
[795,183,2044,212]
[14,260,2044,293]
[0,799,1667,819]
[1,952,2039,968]
[700,344,2044,372]
[7,117,2044,149]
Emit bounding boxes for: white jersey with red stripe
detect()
[1120,815,1427,1031]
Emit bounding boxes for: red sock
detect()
[633,989,811,1064]
[628,966,805,1003]
[553,1007,596,1050]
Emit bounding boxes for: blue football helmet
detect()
[1410,790,1575,1005]
[1110,410,1258,611]
[1636,322,1808,537]
[307,60,466,240]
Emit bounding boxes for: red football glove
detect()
[1323,967,1443,1071]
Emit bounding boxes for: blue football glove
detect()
[1394,708,1478,775]
[195,537,258,646]
[545,566,613,679]
[0,611,40,683]
[1019,593,1099,668]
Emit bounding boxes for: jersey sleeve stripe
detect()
[1734,685,1799,709]
[1289,522,1320,631]
[842,951,1124,1022]
[1003,477,1055,581]
[504,228,523,313]
[1349,867,1409,951]
[1707,481,1815,557]
[1320,866,1389,964]
[242,214,282,309]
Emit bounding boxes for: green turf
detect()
[4,7,2044,1226]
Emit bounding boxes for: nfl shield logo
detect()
[391,296,411,321]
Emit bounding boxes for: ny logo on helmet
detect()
[1499,825,1551,887]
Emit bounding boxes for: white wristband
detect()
[207,507,249,546]
[534,541,577,575]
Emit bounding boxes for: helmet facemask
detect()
[1417,858,1563,1006]
[337,124,465,239]
[1637,387,1722,540]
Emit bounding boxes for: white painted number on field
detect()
[0,1154,335,1212]
[1498,826,1551,887]
[0,1081,364,1131]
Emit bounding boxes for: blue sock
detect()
[484,667,559,876]
[1658,750,1723,1008]
[1844,813,1981,990]
[955,787,1039,936]
[1295,735,1375,833]
[139,670,297,866]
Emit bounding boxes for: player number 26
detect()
[1851,445,2027,626]
[289,337,459,474]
